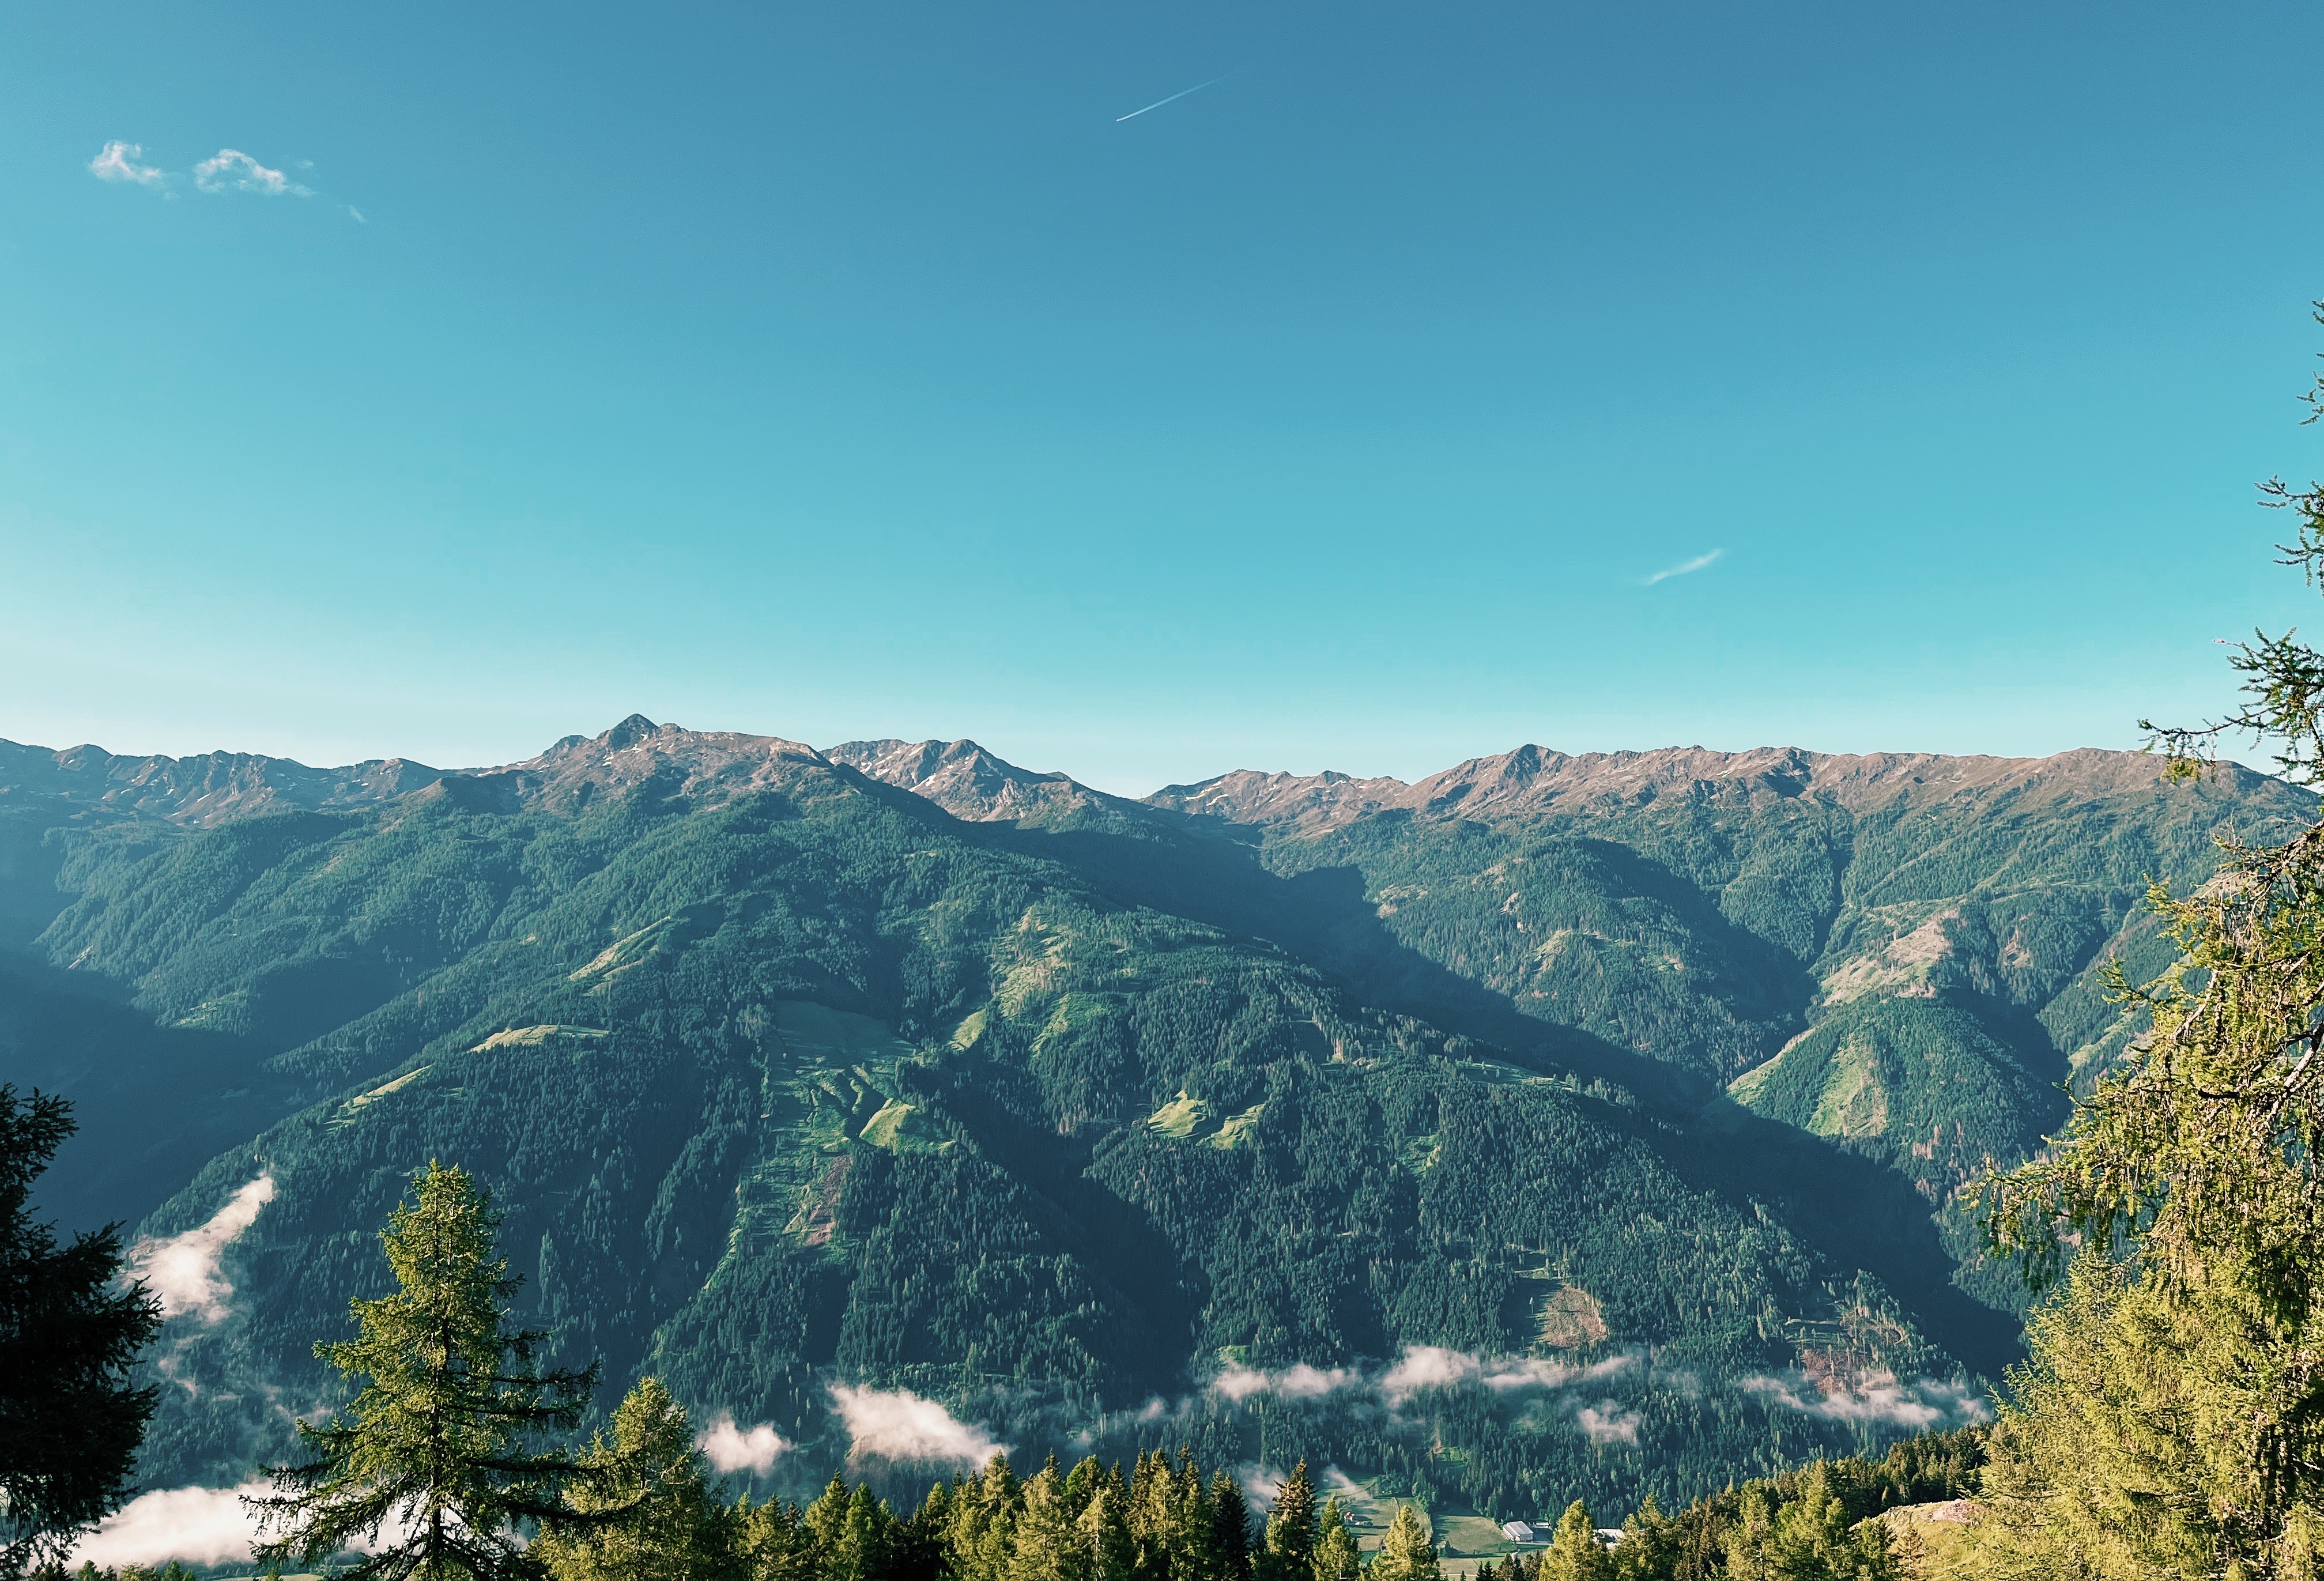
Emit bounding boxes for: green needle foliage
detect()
[1255,1462,1315,1581]
[531,1377,744,1581]
[0,1087,161,1579]
[1371,1505,1439,1581]
[1537,1502,1611,1581]
[1311,1499,1359,1581]
[1968,311,2324,1579]
[251,1161,622,1581]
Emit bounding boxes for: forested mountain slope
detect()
[0,719,2298,1520]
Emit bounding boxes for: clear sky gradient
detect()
[5,3,2322,793]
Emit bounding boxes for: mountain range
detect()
[3,716,2305,1522]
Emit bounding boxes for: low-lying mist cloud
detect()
[73,1483,265,1568]
[1740,1369,1991,1428]
[130,1175,276,1324]
[1576,1401,1642,1445]
[1375,1345,1633,1407]
[1236,1462,1372,1514]
[699,1414,790,1474]
[830,1384,1010,1466]
[1212,1361,1363,1405]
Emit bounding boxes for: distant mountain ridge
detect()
[13,715,2277,831]
[1,715,2308,1518]
[1149,743,2290,832]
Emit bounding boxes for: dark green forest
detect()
[1,722,2300,1532]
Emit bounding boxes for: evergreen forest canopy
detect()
[0,708,2307,1548]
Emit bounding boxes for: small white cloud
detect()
[1379,1345,1478,1405]
[828,1384,1009,1466]
[130,1175,276,1324]
[73,1484,265,1567]
[345,205,366,223]
[697,1413,788,1474]
[1576,1401,1640,1444]
[1238,1463,1287,1510]
[90,141,165,186]
[1643,549,1724,586]
[194,149,312,197]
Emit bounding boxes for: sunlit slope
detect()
[1144,745,2308,1318]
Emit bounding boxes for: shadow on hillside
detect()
[0,952,301,1235]
[991,817,2029,1378]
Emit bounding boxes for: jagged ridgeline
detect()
[0,719,2304,1517]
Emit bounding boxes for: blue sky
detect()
[4,2,2322,794]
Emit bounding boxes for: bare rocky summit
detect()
[1146,742,2299,833]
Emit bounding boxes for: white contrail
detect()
[1643,549,1724,585]
[1117,75,1231,122]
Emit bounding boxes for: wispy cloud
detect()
[129,1175,276,1325]
[697,1414,789,1474]
[194,149,312,197]
[1740,1369,1991,1428]
[89,141,166,186]
[1212,1361,1363,1404]
[91,142,364,220]
[1643,549,1724,586]
[828,1384,1010,1466]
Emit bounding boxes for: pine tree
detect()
[1971,321,2324,1575]
[949,1456,1022,1581]
[1372,1505,1439,1581]
[1722,1488,1772,1581]
[1010,1461,1086,1581]
[534,1378,743,1581]
[1537,1503,1608,1581]
[831,1484,900,1581]
[1210,1472,1252,1581]
[250,1161,615,1580]
[1611,1496,1678,1581]
[1169,1454,1221,1581]
[1764,1467,1888,1581]
[0,1086,162,1578]
[742,1496,822,1581]
[1311,1498,1360,1581]
[1255,1463,1315,1581]
[1078,1480,1137,1581]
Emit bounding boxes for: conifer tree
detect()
[831,1484,901,1581]
[1372,1505,1439,1581]
[1722,1488,1772,1581]
[1311,1498,1360,1581]
[1255,1463,1314,1581]
[742,1496,822,1581]
[251,1161,616,1580]
[1971,338,2324,1576]
[805,1476,856,1557]
[1078,1480,1137,1581]
[1763,1468,1888,1581]
[1009,1461,1085,1581]
[534,1378,742,1581]
[0,1087,162,1578]
[1610,1496,1678,1581]
[1169,1455,1221,1581]
[1209,1471,1252,1581]
[950,1455,1022,1581]
[1536,1503,1608,1581]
